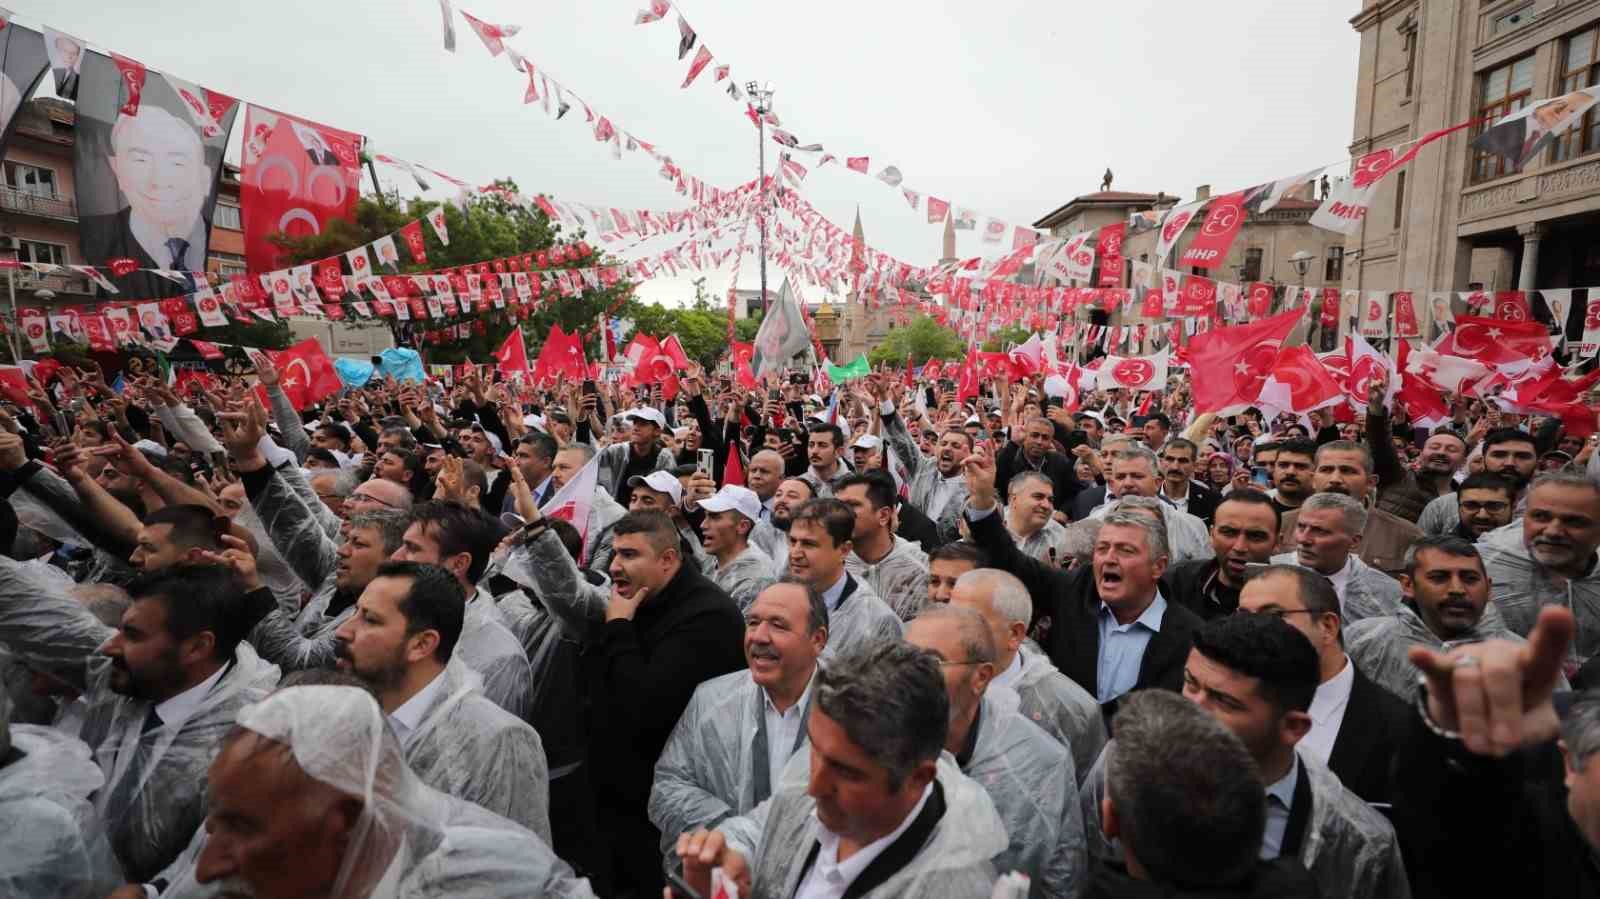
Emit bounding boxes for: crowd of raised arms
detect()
[3,352,1600,899]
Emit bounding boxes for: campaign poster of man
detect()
[73,50,237,299]
[1470,86,1600,172]
[0,26,50,151]
[42,26,82,101]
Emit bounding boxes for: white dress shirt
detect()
[1326,554,1358,605]
[153,662,229,730]
[1298,655,1355,765]
[990,652,1024,693]
[387,671,448,747]
[763,671,816,789]
[820,570,850,611]
[794,782,933,899]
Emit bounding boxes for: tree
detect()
[625,303,731,370]
[734,311,763,343]
[981,325,1033,354]
[867,315,964,367]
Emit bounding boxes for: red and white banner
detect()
[1176,274,1217,318]
[192,285,228,326]
[426,206,450,246]
[1179,191,1246,271]
[19,308,47,354]
[1095,223,1125,288]
[1094,350,1169,392]
[1359,290,1389,339]
[1494,290,1531,322]
[1392,290,1420,338]
[1309,122,1468,234]
[1154,200,1205,264]
[240,106,363,273]
[1247,282,1275,318]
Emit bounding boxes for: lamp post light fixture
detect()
[747,80,775,314]
[1286,250,1323,346]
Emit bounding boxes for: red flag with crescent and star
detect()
[1435,315,1552,365]
[269,338,343,410]
[494,326,530,375]
[1186,308,1302,415]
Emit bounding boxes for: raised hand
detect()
[962,444,998,511]
[193,533,263,592]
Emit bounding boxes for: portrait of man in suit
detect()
[45,30,81,100]
[302,128,340,166]
[376,241,401,275]
[1472,88,1600,171]
[79,105,210,293]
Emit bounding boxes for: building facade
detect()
[1345,0,1600,337]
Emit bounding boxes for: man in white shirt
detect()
[673,641,1007,899]
[1236,565,1409,805]
[650,579,829,866]
[745,450,787,521]
[1269,492,1402,626]
[783,498,902,660]
[333,560,550,839]
[1006,471,1071,566]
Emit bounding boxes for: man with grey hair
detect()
[1060,517,1103,570]
[650,579,828,869]
[1005,471,1071,566]
[964,448,1204,720]
[1094,690,1317,896]
[1276,439,1421,576]
[674,641,1009,898]
[1090,446,1212,563]
[1270,491,1401,625]
[951,568,1106,782]
[1479,469,1600,665]
[1106,494,1212,564]
[905,604,1087,898]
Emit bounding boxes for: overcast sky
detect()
[27,0,1360,307]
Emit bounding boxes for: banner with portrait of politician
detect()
[0,26,51,154]
[72,50,239,299]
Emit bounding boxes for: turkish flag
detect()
[1494,290,1531,322]
[846,157,870,174]
[190,339,225,360]
[1257,346,1344,414]
[495,327,531,375]
[1247,282,1275,318]
[956,353,980,403]
[399,220,428,265]
[1345,333,1398,411]
[536,325,589,382]
[82,315,115,352]
[1187,308,1302,414]
[923,359,945,382]
[723,443,745,487]
[269,338,343,410]
[1179,191,1247,271]
[1393,341,1451,430]
[1437,315,1553,365]
[0,367,31,406]
[653,334,692,379]
[1095,351,1169,392]
[1140,289,1165,319]
[731,341,757,389]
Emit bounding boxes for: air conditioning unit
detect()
[0,237,17,250]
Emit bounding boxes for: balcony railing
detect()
[0,186,77,221]
[11,270,93,296]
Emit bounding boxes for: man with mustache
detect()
[748,476,812,567]
[1479,469,1600,666]
[1162,489,1282,620]
[1267,438,1316,516]
[1362,375,1466,521]
[798,423,850,499]
[838,470,930,621]
[875,378,975,545]
[330,560,550,839]
[649,579,828,869]
[1276,441,1421,576]
[1453,472,1516,539]
[1270,492,1402,626]
[1420,428,1541,536]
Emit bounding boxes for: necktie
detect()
[107,705,165,849]
[166,238,194,291]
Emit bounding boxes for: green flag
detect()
[827,354,871,382]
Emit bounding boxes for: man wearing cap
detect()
[837,471,931,621]
[850,433,883,473]
[597,406,676,505]
[697,485,780,610]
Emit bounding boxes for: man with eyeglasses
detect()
[1453,472,1516,540]
[1237,564,1409,804]
[344,478,414,516]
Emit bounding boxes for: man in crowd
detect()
[876,380,974,544]
[649,579,828,868]
[1092,690,1319,897]
[1270,492,1403,625]
[1364,379,1466,521]
[584,510,745,895]
[694,484,779,610]
[595,407,676,505]
[1419,427,1540,535]
[1068,435,1136,520]
[1347,536,1538,700]
[995,414,1083,514]
[0,563,279,882]
[332,560,550,839]
[905,604,1086,898]
[1478,469,1600,665]
[509,431,559,512]
[950,568,1106,781]
[1277,440,1422,576]
[798,423,849,499]
[1237,565,1410,804]
[673,641,1010,899]
[784,498,903,658]
[1161,490,1281,620]
[1267,438,1316,516]
[745,449,787,521]
[964,447,1203,717]
[1142,413,1171,450]
[1453,472,1517,539]
[1006,471,1072,566]
[1089,447,1211,561]
[837,470,930,621]
[750,476,812,566]
[1157,438,1220,523]
[927,540,985,606]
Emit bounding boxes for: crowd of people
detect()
[1,350,1598,898]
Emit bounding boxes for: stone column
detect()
[1516,223,1544,292]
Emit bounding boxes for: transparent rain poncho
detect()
[1478,520,1600,667]
[846,535,931,621]
[460,588,538,722]
[1010,645,1108,787]
[243,464,350,671]
[1268,552,1403,626]
[818,576,904,660]
[1344,600,1567,700]
[703,543,780,612]
[721,753,1006,899]
[648,668,813,867]
[0,723,124,898]
[1081,745,1410,899]
[190,685,596,898]
[0,552,281,882]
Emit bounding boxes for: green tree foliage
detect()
[268,180,634,364]
[867,315,964,367]
[981,325,1033,354]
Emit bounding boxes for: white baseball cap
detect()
[627,470,683,505]
[851,434,883,450]
[469,423,503,455]
[696,484,762,522]
[626,407,667,429]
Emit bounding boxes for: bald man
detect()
[745,450,787,522]
[82,105,214,295]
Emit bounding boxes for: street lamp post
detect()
[747,80,774,315]
[1287,250,1319,346]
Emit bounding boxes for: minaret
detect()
[847,206,865,355]
[940,210,956,266]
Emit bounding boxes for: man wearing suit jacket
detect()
[994,415,1086,515]
[1238,564,1409,805]
[1068,434,1137,521]
[1156,438,1220,524]
[963,447,1202,723]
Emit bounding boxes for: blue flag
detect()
[377,347,426,383]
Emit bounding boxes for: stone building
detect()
[1344,0,1600,337]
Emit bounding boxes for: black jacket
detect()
[1084,859,1319,899]
[1160,559,1239,621]
[1393,711,1598,899]
[1175,480,1221,524]
[582,562,746,819]
[1070,485,1107,522]
[968,506,1202,712]
[995,441,1086,512]
[1326,664,1410,806]
[895,501,943,554]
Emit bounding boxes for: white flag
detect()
[192,285,228,327]
[425,206,450,246]
[1154,200,1205,264]
[541,454,601,561]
